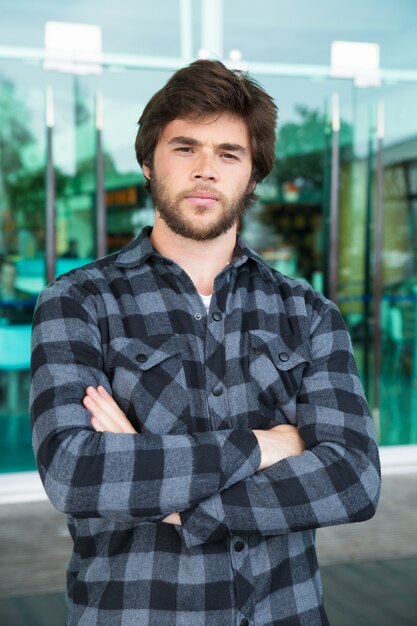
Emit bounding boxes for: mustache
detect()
[182,186,218,195]
[179,187,224,201]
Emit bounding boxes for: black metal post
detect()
[322,115,332,298]
[329,94,340,304]
[372,102,384,439]
[95,91,106,259]
[45,87,56,284]
[363,127,374,397]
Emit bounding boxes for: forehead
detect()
[158,114,251,147]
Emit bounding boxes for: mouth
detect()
[185,192,219,207]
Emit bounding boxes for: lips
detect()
[185,191,219,207]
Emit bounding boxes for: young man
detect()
[31,60,380,626]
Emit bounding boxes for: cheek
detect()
[158,158,190,184]
[231,172,253,197]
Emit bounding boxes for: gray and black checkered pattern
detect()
[30,227,380,625]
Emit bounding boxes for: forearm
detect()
[252,424,305,469]
[34,406,260,521]
[180,429,380,548]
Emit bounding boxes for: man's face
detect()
[143,114,254,241]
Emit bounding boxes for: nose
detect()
[191,152,218,182]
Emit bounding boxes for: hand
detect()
[162,512,182,526]
[83,386,137,434]
[83,386,181,525]
[253,424,305,471]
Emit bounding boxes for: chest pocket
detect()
[106,335,190,434]
[248,329,310,425]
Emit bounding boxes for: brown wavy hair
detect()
[135,59,277,193]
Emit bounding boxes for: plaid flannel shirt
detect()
[31,227,380,626]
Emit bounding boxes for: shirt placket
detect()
[204,270,255,625]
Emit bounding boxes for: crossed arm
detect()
[31,282,380,542]
[83,384,305,525]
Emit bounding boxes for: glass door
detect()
[331,80,417,446]
[244,74,417,446]
[365,83,417,445]
[0,62,47,471]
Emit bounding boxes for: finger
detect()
[91,387,137,433]
[84,388,137,434]
[162,512,182,525]
[90,415,104,433]
[85,387,124,420]
[83,398,120,433]
[97,386,120,408]
[270,424,297,433]
[83,395,122,433]
[97,387,129,420]
[86,387,127,422]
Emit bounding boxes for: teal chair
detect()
[0,325,32,441]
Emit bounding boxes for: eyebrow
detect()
[168,136,247,155]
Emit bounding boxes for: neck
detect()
[150,216,236,295]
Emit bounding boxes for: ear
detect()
[142,162,151,180]
[248,178,257,193]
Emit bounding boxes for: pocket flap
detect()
[249,329,310,371]
[107,334,181,371]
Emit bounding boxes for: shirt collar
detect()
[114,226,274,281]
[232,235,275,281]
[114,226,156,268]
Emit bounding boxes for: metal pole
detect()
[45,86,56,284]
[372,101,384,440]
[322,110,332,298]
[329,93,340,304]
[95,90,107,259]
[201,0,223,59]
[363,124,374,398]
[180,0,193,61]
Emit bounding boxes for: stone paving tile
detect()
[0,473,416,600]
[0,501,69,599]
[321,557,417,626]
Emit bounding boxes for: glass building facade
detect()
[1,0,417,472]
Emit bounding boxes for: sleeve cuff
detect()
[180,492,227,549]
[218,429,261,490]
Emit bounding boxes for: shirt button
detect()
[212,311,222,321]
[240,619,249,626]
[279,352,289,362]
[234,540,245,552]
[136,353,148,363]
[195,312,202,320]
[212,384,223,397]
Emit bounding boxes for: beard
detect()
[149,174,255,242]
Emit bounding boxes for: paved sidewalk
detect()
[0,473,416,624]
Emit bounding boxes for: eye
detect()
[221,152,239,161]
[175,146,193,153]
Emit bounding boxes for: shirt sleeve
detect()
[180,304,381,548]
[30,280,261,523]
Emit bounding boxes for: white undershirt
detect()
[198,292,212,313]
